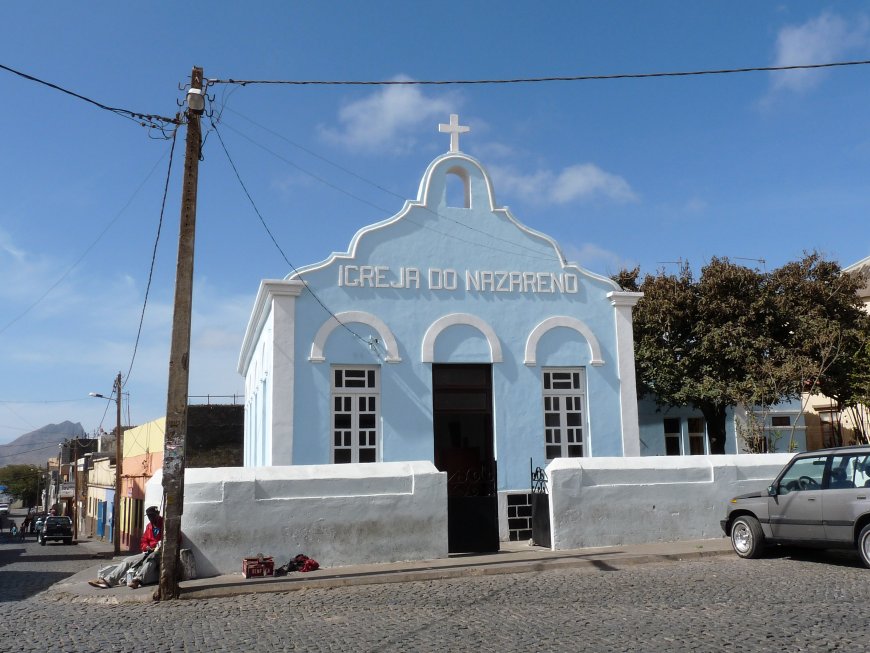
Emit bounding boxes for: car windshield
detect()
[46,517,69,525]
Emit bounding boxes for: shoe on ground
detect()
[128,579,141,589]
[88,578,110,589]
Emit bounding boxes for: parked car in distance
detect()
[38,516,73,545]
[722,445,870,567]
[0,503,8,515]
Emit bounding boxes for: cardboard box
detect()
[242,556,274,578]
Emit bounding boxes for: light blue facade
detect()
[638,397,808,455]
[239,132,643,493]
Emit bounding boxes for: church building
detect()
[238,115,643,551]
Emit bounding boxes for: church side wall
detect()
[144,462,447,576]
[548,454,792,549]
[244,309,274,467]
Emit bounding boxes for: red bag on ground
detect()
[300,558,319,572]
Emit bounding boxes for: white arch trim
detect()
[524,316,605,367]
[421,313,503,363]
[309,311,401,363]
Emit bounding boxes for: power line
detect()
[208,117,374,354]
[0,62,180,132]
[124,126,179,387]
[221,108,558,260]
[0,400,90,405]
[207,59,870,87]
[217,117,556,262]
[0,442,67,461]
[0,144,175,335]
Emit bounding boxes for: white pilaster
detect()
[607,291,644,457]
[267,282,304,465]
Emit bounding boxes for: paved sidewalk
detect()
[53,536,734,603]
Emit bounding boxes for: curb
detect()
[177,547,732,601]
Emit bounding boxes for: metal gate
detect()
[446,463,499,553]
[530,466,551,548]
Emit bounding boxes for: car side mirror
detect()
[767,485,778,497]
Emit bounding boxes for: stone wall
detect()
[145,461,447,577]
[547,454,793,549]
[187,404,244,468]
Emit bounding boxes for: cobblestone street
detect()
[2,529,869,653]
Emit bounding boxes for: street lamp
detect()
[90,371,123,556]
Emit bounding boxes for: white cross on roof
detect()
[438,114,469,153]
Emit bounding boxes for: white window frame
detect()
[331,366,380,464]
[663,417,683,456]
[542,368,588,460]
[687,417,707,455]
[748,410,807,452]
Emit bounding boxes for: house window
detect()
[663,418,682,455]
[687,418,707,455]
[542,368,587,460]
[764,415,791,452]
[819,410,841,448]
[331,366,380,464]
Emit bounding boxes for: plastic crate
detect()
[242,556,274,578]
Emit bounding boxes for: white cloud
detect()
[320,77,456,154]
[490,163,637,206]
[0,229,26,262]
[682,197,708,215]
[771,11,870,93]
[562,243,635,277]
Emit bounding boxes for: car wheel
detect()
[63,537,72,545]
[730,515,765,559]
[857,524,870,569]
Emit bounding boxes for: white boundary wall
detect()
[145,461,447,577]
[548,454,793,549]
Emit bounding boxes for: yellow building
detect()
[118,418,165,552]
[802,256,870,450]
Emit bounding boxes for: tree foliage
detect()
[0,464,43,506]
[621,253,870,454]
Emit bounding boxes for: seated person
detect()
[829,467,854,490]
[89,506,164,590]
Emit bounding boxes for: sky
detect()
[2,2,870,446]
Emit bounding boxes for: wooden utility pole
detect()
[113,372,122,555]
[158,66,203,600]
[72,438,78,540]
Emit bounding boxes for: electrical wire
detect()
[0,63,180,132]
[217,118,556,262]
[0,145,175,336]
[0,442,70,461]
[124,126,179,387]
[219,109,558,261]
[208,117,374,352]
[207,59,870,87]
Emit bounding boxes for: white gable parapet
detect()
[145,462,448,576]
[547,454,792,550]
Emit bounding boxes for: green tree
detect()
[0,464,43,506]
[624,253,870,454]
[628,258,771,454]
[766,253,870,445]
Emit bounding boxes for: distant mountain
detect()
[0,421,87,466]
